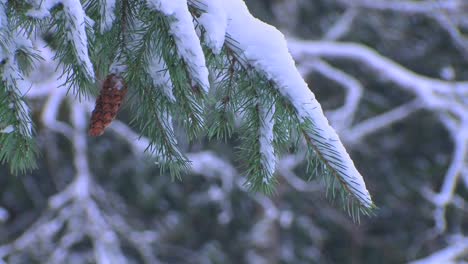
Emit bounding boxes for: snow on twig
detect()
[147,55,176,102]
[259,103,276,185]
[1,35,34,137]
[297,59,363,131]
[336,0,468,61]
[220,0,373,208]
[409,237,468,264]
[98,0,116,34]
[196,0,227,55]
[336,0,464,14]
[28,0,96,80]
[344,100,423,143]
[289,37,467,229]
[147,0,209,92]
[323,8,358,41]
[0,1,6,32]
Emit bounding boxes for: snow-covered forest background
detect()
[1,0,467,263]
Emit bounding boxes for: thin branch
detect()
[409,237,468,264]
[344,100,423,143]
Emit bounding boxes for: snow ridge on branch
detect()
[28,0,96,81]
[147,0,209,92]
[192,0,374,209]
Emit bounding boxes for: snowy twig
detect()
[323,8,358,41]
[409,237,468,264]
[336,0,465,14]
[297,59,364,131]
[277,154,320,192]
[335,0,468,59]
[344,100,423,143]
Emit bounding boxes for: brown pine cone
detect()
[88,74,127,137]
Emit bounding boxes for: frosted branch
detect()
[147,0,209,92]
[297,59,363,131]
[336,0,468,59]
[196,0,227,55]
[98,0,116,34]
[344,100,423,143]
[324,8,358,41]
[147,55,176,102]
[194,0,374,208]
[409,237,468,264]
[336,0,464,14]
[288,40,467,118]
[277,154,321,192]
[258,103,276,185]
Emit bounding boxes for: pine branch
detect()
[125,10,190,178]
[189,0,375,217]
[1,0,376,219]
[0,21,38,174]
[27,0,96,98]
[237,73,278,194]
[146,0,209,92]
[207,50,237,140]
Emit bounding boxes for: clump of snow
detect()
[27,0,95,80]
[147,56,176,102]
[17,100,33,136]
[259,103,276,184]
[62,0,95,80]
[146,0,179,14]
[197,0,227,55]
[0,1,7,31]
[1,38,33,137]
[147,0,209,93]
[1,125,14,134]
[0,207,8,222]
[99,0,116,34]
[26,0,60,19]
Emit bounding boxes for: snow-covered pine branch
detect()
[147,0,209,92]
[1,0,375,216]
[0,12,38,174]
[191,0,374,212]
[98,0,116,34]
[27,0,96,97]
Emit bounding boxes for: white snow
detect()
[27,0,95,80]
[192,0,373,207]
[196,0,227,55]
[62,0,95,80]
[0,125,14,134]
[17,100,33,136]
[147,56,176,102]
[0,1,7,31]
[1,37,34,137]
[146,0,209,93]
[109,58,127,75]
[0,207,9,222]
[409,237,468,264]
[99,0,116,34]
[159,110,183,159]
[26,0,63,18]
[259,103,276,184]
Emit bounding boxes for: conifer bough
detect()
[0,0,375,218]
